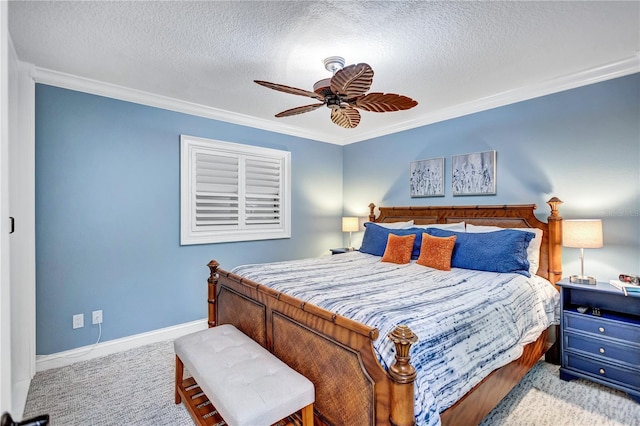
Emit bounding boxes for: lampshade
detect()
[563,219,603,285]
[563,220,603,248]
[342,217,359,233]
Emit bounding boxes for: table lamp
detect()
[563,219,603,285]
[342,217,359,250]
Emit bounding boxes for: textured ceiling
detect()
[8,1,640,144]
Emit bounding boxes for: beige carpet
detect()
[23,340,640,425]
[479,361,639,426]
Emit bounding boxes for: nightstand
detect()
[330,248,355,255]
[557,279,640,403]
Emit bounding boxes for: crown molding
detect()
[32,55,639,146]
[339,55,640,145]
[31,67,338,144]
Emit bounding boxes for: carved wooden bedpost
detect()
[546,197,563,285]
[388,325,418,426]
[369,203,377,222]
[207,260,220,328]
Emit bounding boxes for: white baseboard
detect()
[35,319,208,372]
[12,379,30,420]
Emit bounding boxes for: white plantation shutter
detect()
[181,135,291,245]
[195,152,239,227]
[244,156,282,227]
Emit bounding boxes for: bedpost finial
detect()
[388,325,418,384]
[208,260,220,285]
[547,197,563,217]
[369,203,376,222]
[208,260,220,272]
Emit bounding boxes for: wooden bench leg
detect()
[301,403,314,426]
[175,355,183,404]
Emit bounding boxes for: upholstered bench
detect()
[174,324,315,426]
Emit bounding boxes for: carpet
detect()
[23,340,640,425]
[479,361,639,426]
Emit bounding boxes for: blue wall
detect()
[35,85,344,354]
[344,73,640,281]
[36,74,640,354]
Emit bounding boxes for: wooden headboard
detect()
[368,197,563,284]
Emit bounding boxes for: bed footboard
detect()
[207,260,418,426]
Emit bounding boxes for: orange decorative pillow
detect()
[381,234,416,264]
[416,233,457,271]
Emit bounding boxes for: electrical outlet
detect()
[73,314,84,329]
[92,310,103,325]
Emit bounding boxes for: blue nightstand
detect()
[557,279,640,403]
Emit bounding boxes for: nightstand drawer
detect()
[565,332,640,367]
[565,353,640,389]
[564,312,640,344]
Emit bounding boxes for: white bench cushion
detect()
[175,324,314,426]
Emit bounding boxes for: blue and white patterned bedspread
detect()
[232,251,559,426]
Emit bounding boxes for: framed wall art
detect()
[451,150,496,196]
[410,157,444,197]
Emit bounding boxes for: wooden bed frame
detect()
[206,198,564,426]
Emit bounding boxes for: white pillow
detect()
[465,224,543,275]
[412,222,466,232]
[372,220,414,229]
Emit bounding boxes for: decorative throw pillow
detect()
[465,224,542,275]
[360,223,423,258]
[381,234,416,264]
[416,233,457,271]
[426,228,534,276]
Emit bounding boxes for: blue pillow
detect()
[359,223,424,259]
[426,228,533,277]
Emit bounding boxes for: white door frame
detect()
[9,58,36,416]
[1,6,37,416]
[0,1,13,414]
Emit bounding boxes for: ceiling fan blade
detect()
[353,92,418,112]
[254,80,325,101]
[275,103,324,118]
[330,63,374,98]
[330,106,361,128]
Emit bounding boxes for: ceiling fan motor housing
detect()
[313,78,333,96]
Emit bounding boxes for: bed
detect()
[205,198,564,426]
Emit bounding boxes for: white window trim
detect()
[180,135,291,245]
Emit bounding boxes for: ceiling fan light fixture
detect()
[323,56,345,74]
[313,77,332,95]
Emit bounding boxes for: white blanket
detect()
[232,251,559,425]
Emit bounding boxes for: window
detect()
[180,135,291,245]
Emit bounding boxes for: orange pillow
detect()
[416,233,457,271]
[381,234,416,264]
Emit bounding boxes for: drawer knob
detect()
[599,347,605,354]
[598,326,605,333]
[599,368,606,375]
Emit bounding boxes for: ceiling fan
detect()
[254,57,418,129]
